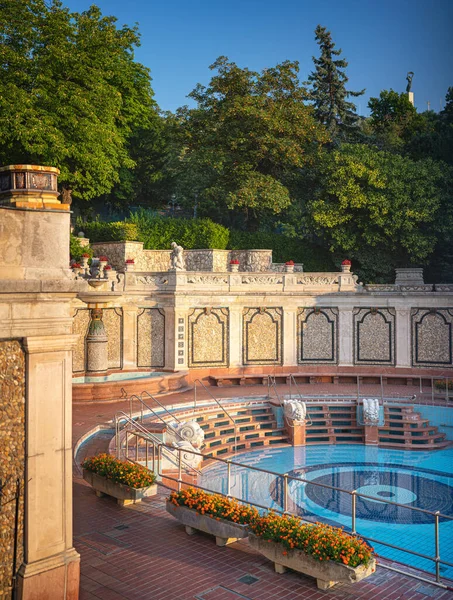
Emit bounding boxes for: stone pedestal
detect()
[284,416,306,446]
[364,425,379,445]
[395,268,424,285]
[86,309,108,372]
[338,307,354,366]
[408,92,414,106]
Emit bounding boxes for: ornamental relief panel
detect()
[137,308,165,368]
[188,307,229,368]
[103,308,123,370]
[411,308,453,367]
[298,307,338,364]
[242,307,283,365]
[353,308,396,365]
[72,308,90,372]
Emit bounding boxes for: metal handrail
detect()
[114,411,201,474]
[193,379,238,455]
[152,440,453,588]
[141,390,181,423]
[267,374,282,404]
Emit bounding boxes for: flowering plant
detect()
[285,260,295,266]
[98,255,108,262]
[341,259,351,266]
[249,512,373,567]
[71,263,81,269]
[230,259,240,265]
[169,488,259,525]
[82,253,90,258]
[104,265,112,270]
[82,454,156,489]
[126,258,135,264]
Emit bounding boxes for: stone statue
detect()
[406,71,414,93]
[363,398,380,425]
[170,241,184,271]
[167,420,205,449]
[283,399,306,422]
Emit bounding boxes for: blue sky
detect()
[66,0,453,115]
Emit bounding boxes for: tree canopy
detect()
[0,0,158,202]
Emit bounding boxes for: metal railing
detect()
[141,390,181,423]
[193,379,238,455]
[287,374,313,427]
[140,438,453,589]
[267,374,282,404]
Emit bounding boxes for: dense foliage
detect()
[69,234,93,262]
[82,454,156,489]
[169,488,374,567]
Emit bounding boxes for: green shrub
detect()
[228,231,336,271]
[70,234,93,262]
[81,221,139,242]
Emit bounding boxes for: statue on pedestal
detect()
[170,242,184,271]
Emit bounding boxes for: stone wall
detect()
[411,308,453,367]
[0,340,25,597]
[188,308,229,368]
[136,308,165,368]
[298,308,338,364]
[242,307,283,365]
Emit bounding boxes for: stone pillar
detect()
[396,308,411,368]
[122,304,138,369]
[283,308,298,367]
[164,307,188,371]
[364,425,379,445]
[86,308,108,372]
[18,335,80,600]
[338,307,354,366]
[284,416,306,446]
[229,306,243,368]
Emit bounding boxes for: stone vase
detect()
[248,533,376,590]
[229,264,239,273]
[166,501,249,546]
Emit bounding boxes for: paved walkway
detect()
[73,382,453,600]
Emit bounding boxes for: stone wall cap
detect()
[0,164,60,174]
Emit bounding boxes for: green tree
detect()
[173,56,329,230]
[306,144,452,282]
[0,0,158,203]
[307,25,364,140]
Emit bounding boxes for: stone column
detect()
[338,307,354,366]
[18,335,80,600]
[122,304,138,369]
[396,308,411,368]
[164,307,188,371]
[229,306,243,368]
[86,308,108,372]
[283,308,298,367]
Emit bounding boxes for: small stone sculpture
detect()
[283,399,306,422]
[172,440,202,468]
[363,398,380,425]
[170,242,184,271]
[167,420,205,449]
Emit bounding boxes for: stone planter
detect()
[248,533,376,590]
[83,469,157,507]
[166,500,248,547]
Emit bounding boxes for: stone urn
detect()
[285,261,295,273]
[229,260,240,273]
[341,259,352,273]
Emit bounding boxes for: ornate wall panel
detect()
[103,308,123,370]
[0,341,25,595]
[72,308,90,372]
[411,308,453,367]
[353,308,395,365]
[298,307,338,364]
[242,307,283,365]
[188,307,229,368]
[137,308,165,368]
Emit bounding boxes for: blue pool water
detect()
[199,445,453,578]
[72,371,165,384]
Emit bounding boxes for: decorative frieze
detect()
[353,308,396,365]
[298,308,338,364]
[242,307,283,365]
[137,308,165,368]
[188,307,229,368]
[411,308,453,367]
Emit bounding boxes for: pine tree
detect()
[308,25,364,140]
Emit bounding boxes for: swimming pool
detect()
[72,371,165,384]
[199,444,453,578]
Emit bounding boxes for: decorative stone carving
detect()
[135,275,168,286]
[168,420,205,449]
[353,307,395,365]
[283,399,306,422]
[188,307,229,367]
[362,398,380,425]
[298,307,338,364]
[297,275,339,285]
[241,275,283,285]
[171,440,202,468]
[86,308,108,372]
[411,308,453,367]
[170,242,184,271]
[186,275,228,285]
[242,307,283,365]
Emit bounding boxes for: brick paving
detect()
[73,381,453,600]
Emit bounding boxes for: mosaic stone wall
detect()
[243,307,283,365]
[188,308,229,367]
[0,340,25,597]
[72,308,90,372]
[137,308,165,367]
[353,308,396,365]
[298,307,338,364]
[411,308,453,367]
[103,308,123,370]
